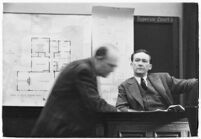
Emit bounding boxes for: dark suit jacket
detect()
[31,58,117,137]
[116,72,198,112]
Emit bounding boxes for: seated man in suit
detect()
[116,49,198,112]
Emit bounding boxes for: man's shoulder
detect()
[120,77,135,85]
[62,58,92,74]
[73,58,92,72]
[149,72,170,77]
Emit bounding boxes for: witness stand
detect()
[96,106,197,137]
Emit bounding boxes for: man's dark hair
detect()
[131,49,151,62]
[95,46,107,60]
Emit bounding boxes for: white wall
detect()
[2,3,184,49]
[4,3,182,17]
[3,3,184,106]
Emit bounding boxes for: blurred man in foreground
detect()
[31,43,120,137]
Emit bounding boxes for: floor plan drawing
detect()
[17,37,71,92]
[3,14,91,106]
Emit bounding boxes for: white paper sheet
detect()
[92,6,134,105]
[3,14,91,106]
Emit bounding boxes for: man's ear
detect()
[149,64,152,70]
[96,56,105,60]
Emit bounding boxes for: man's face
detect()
[97,52,118,77]
[131,52,152,77]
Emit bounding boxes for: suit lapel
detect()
[127,78,144,108]
[148,74,172,105]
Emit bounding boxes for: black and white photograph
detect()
[2,2,199,138]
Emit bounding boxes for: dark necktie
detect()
[141,78,147,90]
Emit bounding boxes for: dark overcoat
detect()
[31,58,117,137]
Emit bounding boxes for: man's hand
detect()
[154,109,168,112]
[117,109,121,112]
[127,109,143,112]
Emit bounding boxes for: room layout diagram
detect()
[17,37,71,92]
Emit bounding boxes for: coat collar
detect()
[127,77,137,84]
[86,58,96,76]
[127,74,173,107]
[127,77,144,108]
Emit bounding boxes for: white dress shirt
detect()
[134,75,148,86]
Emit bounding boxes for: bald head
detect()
[94,43,119,77]
[94,43,118,59]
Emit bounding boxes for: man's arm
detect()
[166,73,198,106]
[184,80,199,106]
[164,73,198,95]
[116,84,131,112]
[75,65,117,112]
